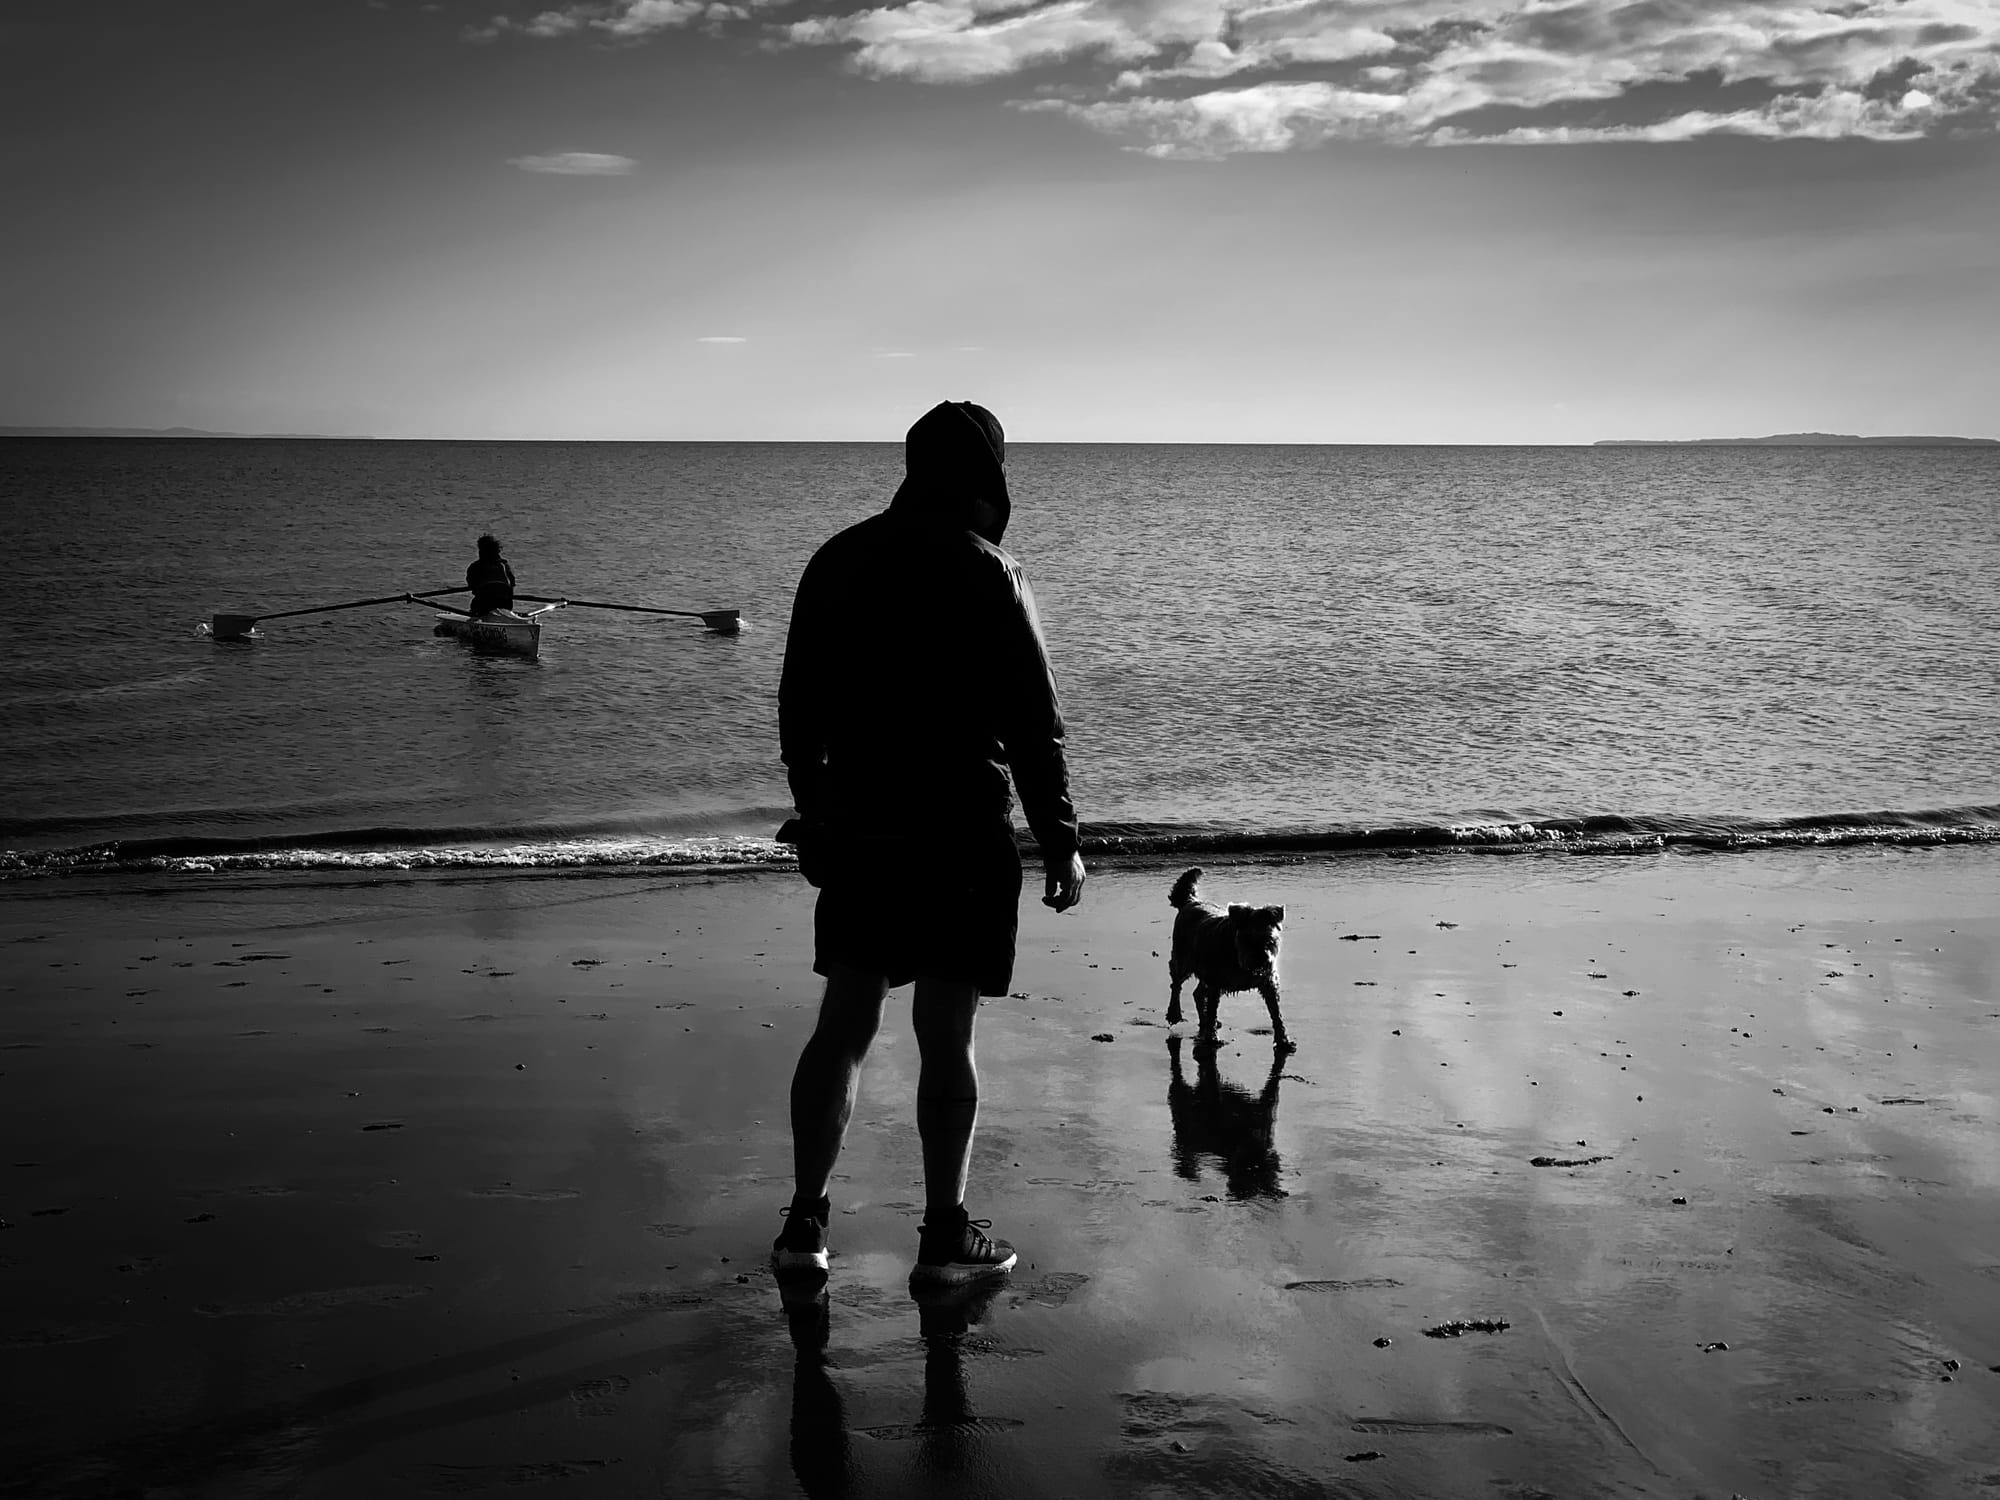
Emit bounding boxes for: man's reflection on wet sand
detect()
[784,1273,850,1498]
[1166,1035,1288,1200]
[785,1275,1015,1497]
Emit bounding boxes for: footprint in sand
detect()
[1285,1277,1404,1292]
[2,1323,127,1347]
[612,1288,710,1310]
[1118,1390,1238,1439]
[420,1459,620,1492]
[858,1417,1024,1441]
[1017,1272,1089,1307]
[1351,1418,1513,1436]
[570,1375,631,1417]
[194,1284,431,1319]
[467,1186,579,1201]
[1421,1318,1510,1337]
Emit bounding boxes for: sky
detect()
[1,0,1996,442]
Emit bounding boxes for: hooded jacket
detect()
[778,402,1079,862]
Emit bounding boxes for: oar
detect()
[202,587,470,639]
[515,594,742,633]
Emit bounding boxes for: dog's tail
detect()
[1169,867,1203,909]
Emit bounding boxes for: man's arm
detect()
[777,558,830,823]
[991,563,1084,910]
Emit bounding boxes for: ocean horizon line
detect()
[8,427,2000,446]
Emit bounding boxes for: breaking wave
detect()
[4,804,1997,880]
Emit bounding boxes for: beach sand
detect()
[3,847,1998,1498]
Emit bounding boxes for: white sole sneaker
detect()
[909,1247,1016,1283]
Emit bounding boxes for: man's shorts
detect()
[811,823,1023,997]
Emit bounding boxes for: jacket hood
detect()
[888,401,1010,544]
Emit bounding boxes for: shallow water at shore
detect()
[4,846,1999,1496]
[8,439,2000,872]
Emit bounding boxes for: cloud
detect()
[697,335,749,342]
[474,0,751,38]
[508,151,637,174]
[485,0,2000,153]
[789,0,1160,83]
[1429,87,1941,145]
[1021,79,1406,155]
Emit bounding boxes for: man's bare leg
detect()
[910,978,1017,1278]
[911,978,982,1214]
[788,963,890,1206]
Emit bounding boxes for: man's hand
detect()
[1042,852,1086,912]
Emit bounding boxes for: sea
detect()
[5,438,1998,879]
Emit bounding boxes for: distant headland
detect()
[0,425,360,439]
[1596,433,1997,447]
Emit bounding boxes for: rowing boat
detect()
[430,603,561,658]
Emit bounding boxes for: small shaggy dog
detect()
[1165,867,1290,1051]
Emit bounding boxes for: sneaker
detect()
[771,1200,830,1274]
[911,1206,1016,1283]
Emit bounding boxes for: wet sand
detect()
[3,847,1999,1498]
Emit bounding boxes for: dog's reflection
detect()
[785,1274,1012,1497]
[1166,1034,1288,1200]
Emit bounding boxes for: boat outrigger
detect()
[197,587,742,654]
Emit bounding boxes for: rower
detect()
[466,534,524,619]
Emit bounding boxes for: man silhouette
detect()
[773,400,1084,1284]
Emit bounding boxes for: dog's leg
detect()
[1257,978,1292,1052]
[1166,961,1185,1027]
[1194,981,1220,1043]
